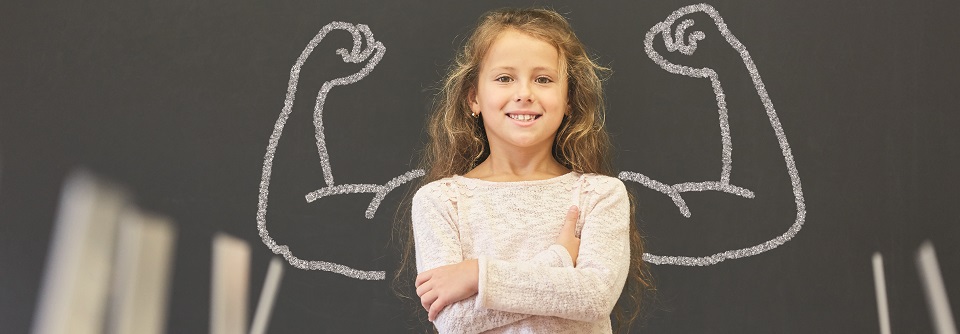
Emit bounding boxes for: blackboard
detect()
[2,0,958,332]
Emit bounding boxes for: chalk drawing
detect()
[259,4,808,277]
[623,3,807,266]
[256,22,424,280]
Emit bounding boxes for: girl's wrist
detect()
[466,258,480,294]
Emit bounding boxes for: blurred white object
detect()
[917,241,957,334]
[108,209,177,334]
[250,257,284,334]
[32,171,130,334]
[211,233,250,334]
[872,252,891,334]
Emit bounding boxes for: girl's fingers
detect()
[561,206,579,236]
[420,290,438,311]
[557,205,581,266]
[415,271,432,288]
[416,280,431,297]
[428,296,448,322]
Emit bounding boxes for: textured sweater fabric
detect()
[412,172,630,333]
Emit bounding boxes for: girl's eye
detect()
[495,76,513,83]
[535,76,553,84]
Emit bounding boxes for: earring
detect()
[471,112,479,118]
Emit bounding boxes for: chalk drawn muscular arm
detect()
[257,22,423,280]
[624,4,806,266]
[300,23,424,220]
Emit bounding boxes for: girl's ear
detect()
[469,89,481,116]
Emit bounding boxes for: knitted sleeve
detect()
[412,180,574,333]
[474,176,630,322]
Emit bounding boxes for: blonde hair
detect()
[394,7,654,332]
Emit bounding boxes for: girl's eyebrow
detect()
[486,66,558,73]
[491,66,515,72]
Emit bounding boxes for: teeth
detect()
[509,114,537,121]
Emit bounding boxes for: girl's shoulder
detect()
[418,176,459,189]
[575,173,626,195]
[413,176,463,204]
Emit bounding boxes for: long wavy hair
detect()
[393,7,654,333]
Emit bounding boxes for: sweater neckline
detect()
[452,171,580,186]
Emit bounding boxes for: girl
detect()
[395,8,652,333]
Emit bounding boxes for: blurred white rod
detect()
[872,252,891,334]
[211,233,250,334]
[32,171,128,334]
[916,241,957,334]
[249,257,284,334]
[108,210,176,334]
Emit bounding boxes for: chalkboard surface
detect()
[2,0,958,332]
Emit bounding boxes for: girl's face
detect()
[470,29,568,156]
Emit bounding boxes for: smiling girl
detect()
[396,8,652,333]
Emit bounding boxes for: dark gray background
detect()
[2,0,958,332]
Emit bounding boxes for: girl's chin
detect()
[499,137,553,150]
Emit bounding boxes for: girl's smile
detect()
[505,110,542,126]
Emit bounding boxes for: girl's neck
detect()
[464,148,570,182]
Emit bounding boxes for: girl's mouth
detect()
[506,114,541,122]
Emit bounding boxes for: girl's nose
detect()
[515,82,534,102]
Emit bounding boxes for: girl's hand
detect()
[557,206,581,266]
[415,259,479,322]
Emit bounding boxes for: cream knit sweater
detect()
[413,172,630,333]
